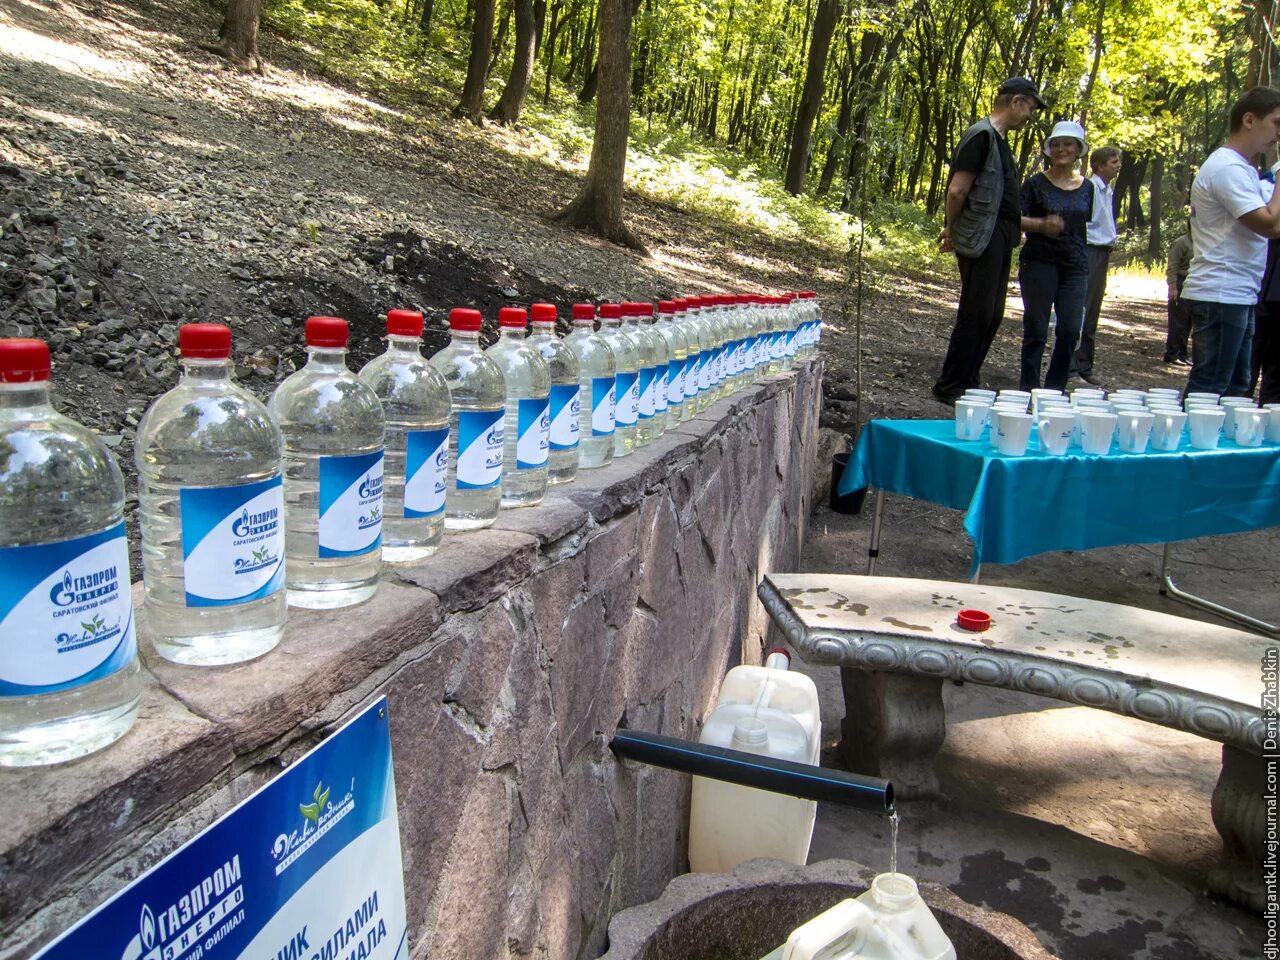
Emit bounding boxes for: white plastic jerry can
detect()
[761,873,956,960]
[688,649,822,873]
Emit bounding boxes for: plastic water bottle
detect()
[693,297,719,411]
[565,303,616,468]
[136,323,286,664]
[0,338,140,766]
[676,298,700,420]
[782,293,800,371]
[656,301,687,426]
[270,317,384,609]
[627,302,667,443]
[749,294,767,380]
[429,308,505,530]
[487,307,550,507]
[358,310,451,562]
[527,303,581,485]
[640,302,670,433]
[597,304,638,456]
[766,296,785,376]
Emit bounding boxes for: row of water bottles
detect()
[0,291,821,766]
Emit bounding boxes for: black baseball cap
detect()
[998,77,1047,108]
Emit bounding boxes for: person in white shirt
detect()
[1071,146,1121,385]
[1182,86,1280,397]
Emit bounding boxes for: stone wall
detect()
[0,360,823,960]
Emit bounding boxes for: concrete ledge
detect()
[0,361,823,960]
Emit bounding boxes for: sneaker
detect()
[930,386,959,405]
[1175,357,1191,367]
[1077,371,1104,386]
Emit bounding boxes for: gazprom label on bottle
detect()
[404,427,449,518]
[615,372,638,426]
[592,376,616,436]
[0,523,135,697]
[638,366,655,419]
[456,408,504,489]
[667,360,684,405]
[549,384,581,450]
[180,476,284,607]
[654,365,667,411]
[318,450,383,558]
[516,397,551,469]
[684,354,699,398]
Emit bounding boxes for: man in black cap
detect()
[933,77,1046,402]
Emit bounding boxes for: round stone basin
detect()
[600,859,1057,960]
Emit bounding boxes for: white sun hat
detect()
[1043,120,1087,157]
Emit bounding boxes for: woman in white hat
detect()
[1017,119,1095,392]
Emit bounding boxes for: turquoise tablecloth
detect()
[837,419,1280,572]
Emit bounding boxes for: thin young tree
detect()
[784,0,840,195]
[556,0,645,250]
[491,0,539,123]
[455,0,500,124]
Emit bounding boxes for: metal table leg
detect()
[1159,543,1280,638]
[867,489,885,575]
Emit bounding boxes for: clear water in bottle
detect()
[693,297,719,411]
[136,323,286,665]
[565,303,616,469]
[269,317,384,609]
[638,302,669,435]
[527,303,580,485]
[0,338,140,766]
[487,307,551,507]
[677,298,701,420]
[358,309,451,562]
[429,309,506,530]
[656,301,686,426]
[625,302,666,445]
[597,303,638,456]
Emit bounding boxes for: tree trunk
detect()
[1077,0,1106,138]
[491,0,538,123]
[577,61,599,103]
[1148,154,1164,258]
[556,0,645,250]
[418,0,436,32]
[488,0,513,75]
[455,0,499,124]
[210,0,264,72]
[783,0,839,195]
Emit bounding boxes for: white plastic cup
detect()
[963,388,998,404]
[1186,392,1221,404]
[1036,410,1076,455]
[996,390,1032,412]
[954,399,989,441]
[1188,407,1226,449]
[1147,388,1181,401]
[1116,409,1154,453]
[1234,408,1267,447]
[1150,410,1187,451]
[1221,399,1257,441]
[1071,388,1105,402]
[1268,406,1280,443]
[994,410,1033,456]
[1079,410,1117,454]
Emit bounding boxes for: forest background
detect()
[213,0,1280,269]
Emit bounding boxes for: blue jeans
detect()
[1018,258,1087,391]
[1183,300,1255,397]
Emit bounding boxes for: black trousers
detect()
[1072,244,1111,376]
[1252,300,1280,404]
[1164,296,1190,362]
[934,220,1017,398]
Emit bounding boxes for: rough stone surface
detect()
[0,362,822,960]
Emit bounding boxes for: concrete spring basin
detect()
[600,859,1057,960]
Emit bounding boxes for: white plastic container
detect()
[688,650,821,873]
[762,873,956,960]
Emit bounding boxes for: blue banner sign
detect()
[35,697,407,960]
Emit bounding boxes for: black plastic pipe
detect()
[609,729,893,812]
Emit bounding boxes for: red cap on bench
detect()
[956,609,992,631]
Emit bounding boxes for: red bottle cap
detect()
[634,301,654,316]
[571,303,596,321]
[531,303,557,324]
[305,316,349,348]
[658,300,675,314]
[449,308,483,331]
[386,309,424,337]
[599,303,621,320]
[766,646,791,664]
[956,609,993,632]
[179,323,232,359]
[499,307,528,328]
[0,338,51,382]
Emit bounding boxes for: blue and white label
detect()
[638,367,655,420]
[0,523,135,697]
[318,451,383,558]
[615,372,638,426]
[592,376,616,436]
[772,331,786,360]
[33,698,407,960]
[516,397,551,469]
[654,365,667,412]
[667,359,684,405]
[549,385,580,450]
[697,351,712,391]
[180,477,284,607]
[404,428,448,518]
[684,354,699,398]
[456,409,504,489]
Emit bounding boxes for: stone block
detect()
[526,552,587,662]
[143,580,445,754]
[494,496,591,549]
[390,528,539,614]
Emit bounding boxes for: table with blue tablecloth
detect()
[837,419,1280,583]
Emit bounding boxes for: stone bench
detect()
[757,573,1267,913]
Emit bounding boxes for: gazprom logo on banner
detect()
[49,565,119,609]
[358,474,383,501]
[271,780,357,877]
[231,506,279,540]
[124,856,244,960]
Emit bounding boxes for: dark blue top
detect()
[1020,172,1094,270]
